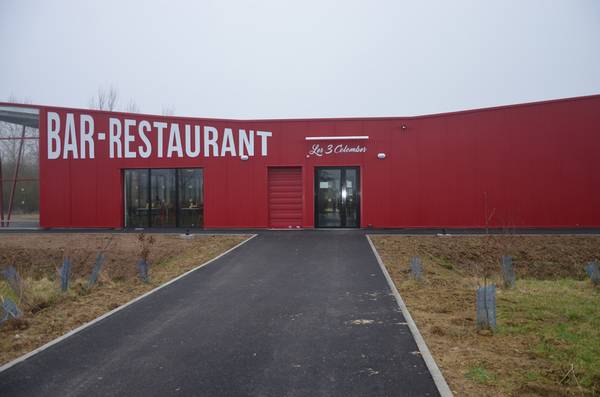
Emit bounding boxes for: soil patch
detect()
[0,233,248,365]
[371,235,600,397]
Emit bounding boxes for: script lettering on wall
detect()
[307,143,367,157]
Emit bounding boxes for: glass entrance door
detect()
[315,167,360,228]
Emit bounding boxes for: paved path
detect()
[0,231,440,396]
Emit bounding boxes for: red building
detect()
[1,94,599,229]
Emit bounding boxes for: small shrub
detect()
[137,233,154,262]
[137,233,154,283]
[26,278,63,313]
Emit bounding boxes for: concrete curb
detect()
[0,234,258,373]
[370,233,600,237]
[366,235,454,397]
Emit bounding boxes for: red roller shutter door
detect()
[268,167,303,228]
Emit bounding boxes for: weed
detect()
[524,371,540,382]
[466,364,495,384]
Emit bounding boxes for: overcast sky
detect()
[1,1,599,119]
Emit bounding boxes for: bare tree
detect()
[7,94,32,105]
[161,106,175,116]
[106,86,118,111]
[89,86,119,111]
[124,99,140,113]
[89,88,106,110]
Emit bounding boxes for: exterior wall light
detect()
[240,155,249,161]
[377,153,386,159]
[401,124,407,130]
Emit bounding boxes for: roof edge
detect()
[1,93,599,123]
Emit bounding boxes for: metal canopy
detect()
[0,105,39,128]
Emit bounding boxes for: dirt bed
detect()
[371,235,600,397]
[375,234,600,280]
[0,233,248,365]
[0,233,228,281]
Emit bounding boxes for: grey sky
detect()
[1,0,599,119]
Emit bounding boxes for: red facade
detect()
[11,94,600,229]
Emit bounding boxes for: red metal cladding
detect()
[2,94,599,229]
[268,167,303,229]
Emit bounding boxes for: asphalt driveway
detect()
[0,231,440,396]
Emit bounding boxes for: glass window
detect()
[1,121,40,228]
[124,169,149,228]
[150,169,176,227]
[178,169,204,228]
[124,168,203,228]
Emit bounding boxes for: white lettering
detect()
[124,119,137,159]
[109,118,122,158]
[307,143,367,157]
[256,130,272,156]
[47,112,61,160]
[167,123,183,158]
[238,129,254,157]
[221,128,236,156]
[308,144,323,157]
[153,121,167,158]
[185,125,201,157]
[63,113,78,159]
[80,114,94,159]
[47,115,273,160]
[138,120,152,158]
[204,126,219,157]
